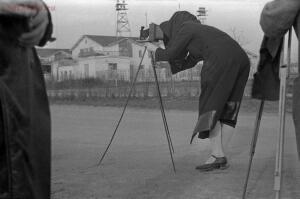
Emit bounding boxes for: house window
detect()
[139,50,142,58]
[108,63,117,70]
[84,64,89,78]
[42,64,51,73]
[64,71,68,80]
[80,48,89,53]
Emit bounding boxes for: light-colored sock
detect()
[205,122,225,164]
[205,156,217,164]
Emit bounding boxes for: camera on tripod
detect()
[139,23,164,42]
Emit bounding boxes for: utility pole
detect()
[197,7,208,94]
[197,7,207,24]
[145,12,148,27]
[115,0,131,86]
[116,0,131,39]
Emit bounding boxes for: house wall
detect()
[95,57,131,81]
[131,43,153,71]
[72,37,104,58]
[53,51,72,61]
[39,56,52,64]
[119,39,133,57]
[131,44,152,68]
[51,61,60,81]
[103,44,119,56]
[131,43,169,82]
[58,65,74,81]
[48,37,170,82]
[71,56,131,81]
[75,58,97,79]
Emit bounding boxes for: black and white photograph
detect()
[0,0,299,198]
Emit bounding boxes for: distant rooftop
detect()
[36,48,71,58]
[71,35,139,50]
[87,35,138,46]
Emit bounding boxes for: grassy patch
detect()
[50,96,293,113]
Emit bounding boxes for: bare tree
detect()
[229,27,250,47]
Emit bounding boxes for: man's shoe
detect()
[195,155,229,172]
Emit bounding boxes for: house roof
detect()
[36,48,71,58]
[57,58,77,66]
[71,35,139,50]
[106,38,129,47]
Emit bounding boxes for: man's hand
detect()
[18,0,49,47]
[0,0,37,17]
[19,4,49,47]
[0,0,50,47]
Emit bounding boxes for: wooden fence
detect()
[47,80,254,100]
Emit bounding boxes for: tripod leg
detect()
[150,53,174,153]
[274,65,287,199]
[159,99,175,153]
[159,94,175,153]
[97,47,148,166]
[151,57,174,153]
[242,100,265,199]
[150,52,176,173]
[274,28,292,199]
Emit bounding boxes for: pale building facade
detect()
[74,56,131,81]
[38,35,258,83]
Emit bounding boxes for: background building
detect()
[37,35,261,83]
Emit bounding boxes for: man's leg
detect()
[205,121,225,164]
[196,121,230,171]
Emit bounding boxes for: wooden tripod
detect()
[242,29,292,199]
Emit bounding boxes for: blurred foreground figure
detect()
[145,11,250,171]
[0,0,53,198]
[257,0,300,159]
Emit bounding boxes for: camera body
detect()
[139,23,164,42]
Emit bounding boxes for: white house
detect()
[58,65,74,81]
[71,35,137,58]
[52,59,77,81]
[74,56,131,81]
[37,37,259,83]
[36,48,71,81]
[69,35,164,82]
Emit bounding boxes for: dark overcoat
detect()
[155,11,250,142]
[258,0,300,159]
[0,5,53,199]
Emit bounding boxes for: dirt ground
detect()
[51,105,300,199]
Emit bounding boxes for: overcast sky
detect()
[44,0,298,61]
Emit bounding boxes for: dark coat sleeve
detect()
[38,1,54,46]
[252,0,300,101]
[167,55,200,74]
[260,0,300,38]
[251,36,282,101]
[155,23,194,74]
[183,54,201,69]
